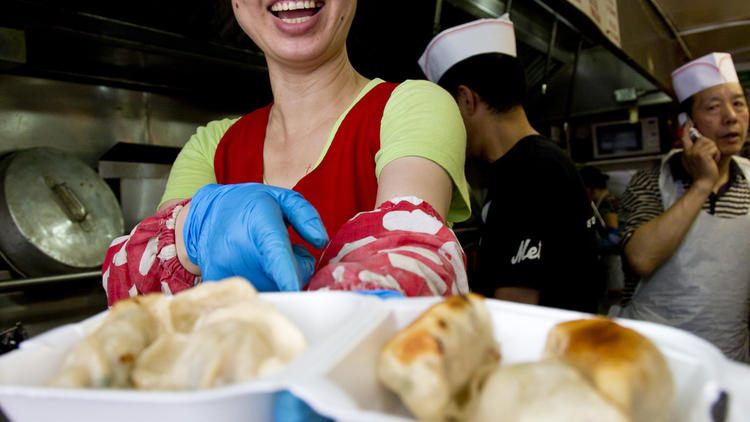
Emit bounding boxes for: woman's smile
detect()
[269,1,324,24]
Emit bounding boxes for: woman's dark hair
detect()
[436,53,527,113]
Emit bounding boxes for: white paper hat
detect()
[418,15,516,83]
[671,52,739,102]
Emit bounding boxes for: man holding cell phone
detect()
[617,53,750,363]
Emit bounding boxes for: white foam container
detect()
[1,293,748,422]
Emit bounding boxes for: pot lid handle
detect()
[46,176,88,224]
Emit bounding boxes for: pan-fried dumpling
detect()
[543,318,674,422]
[376,294,499,421]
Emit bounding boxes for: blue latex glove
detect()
[353,289,405,299]
[273,390,332,422]
[183,183,328,290]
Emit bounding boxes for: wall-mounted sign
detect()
[566,0,621,47]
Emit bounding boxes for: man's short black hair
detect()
[679,96,694,119]
[436,53,527,113]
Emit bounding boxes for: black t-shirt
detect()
[472,135,601,312]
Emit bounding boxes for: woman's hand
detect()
[182,183,328,291]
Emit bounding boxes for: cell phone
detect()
[678,112,703,142]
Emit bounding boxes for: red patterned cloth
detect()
[102,199,199,306]
[102,197,467,305]
[308,197,469,297]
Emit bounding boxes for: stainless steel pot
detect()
[0,147,124,277]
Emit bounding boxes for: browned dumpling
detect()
[376,294,500,421]
[543,318,674,422]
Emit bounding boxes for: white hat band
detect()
[419,15,516,83]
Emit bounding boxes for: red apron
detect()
[214,82,399,260]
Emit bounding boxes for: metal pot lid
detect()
[1,147,124,268]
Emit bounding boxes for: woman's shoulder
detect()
[194,117,241,139]
[388,79,455,104]
[382,79,461,126]
[185,117,242,149]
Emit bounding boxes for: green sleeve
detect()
[159,118,239,208]
[377,79,471,223]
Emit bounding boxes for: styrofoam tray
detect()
[1,293,748,422]
[0,292,389,422]
[292,297,750,422]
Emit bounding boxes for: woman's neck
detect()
[265,49,369,137]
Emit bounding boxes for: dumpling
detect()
[133,320,278,390]
[376,294,500,421]
[47,277,304,391]
[467,359,629,422]
[543,318,674,422]
[47,297,161,388]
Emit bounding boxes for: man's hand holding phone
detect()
[680,117,720,193]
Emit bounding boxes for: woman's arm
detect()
[174,202,201,275]
[307,81,470,297]
[376,156,453,221]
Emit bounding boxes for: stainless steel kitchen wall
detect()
[0,74,240,166]
[0,73,244,343]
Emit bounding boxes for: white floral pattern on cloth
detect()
[307,197,469,297]
[101,199,201,306]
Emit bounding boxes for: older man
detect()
[619,53,750,362]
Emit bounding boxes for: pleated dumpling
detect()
[468,359,629,422]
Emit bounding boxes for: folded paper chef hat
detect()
[419,14,516,83]
[671,52,739,102]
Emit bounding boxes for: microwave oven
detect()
[592,117,661,160]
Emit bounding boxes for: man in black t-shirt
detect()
[419,16,601,312]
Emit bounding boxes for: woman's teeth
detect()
[269,1,324,24]
[270,1,322,12]
[281,16,310,24]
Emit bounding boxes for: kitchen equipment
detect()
[0,147,124,277]
[98,143,180,232]
[592,116,662,160]
[0,323,27,355]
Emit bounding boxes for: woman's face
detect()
[232,0,357,68]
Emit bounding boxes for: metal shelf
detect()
[0,271,101,293]
[578,154,665,172]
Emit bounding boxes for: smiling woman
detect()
[96,4,473,417]
[102,0,472,303]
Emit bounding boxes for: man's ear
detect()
[456,84,478,116]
